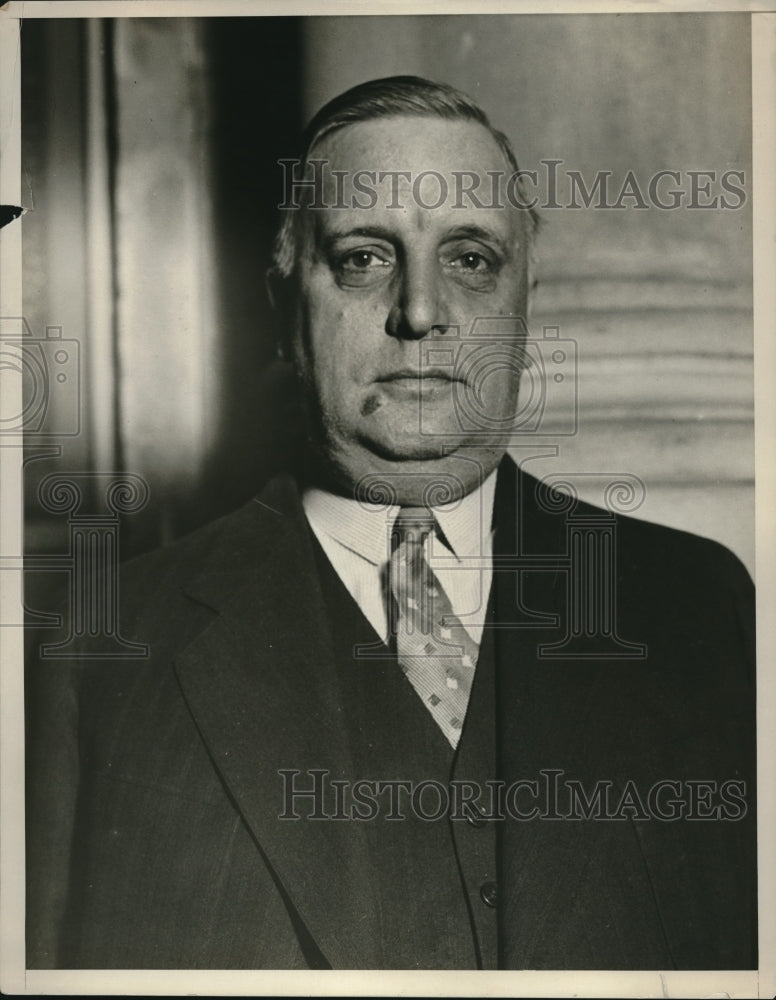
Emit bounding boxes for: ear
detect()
[265,266,284,314]
[266,269,295,362]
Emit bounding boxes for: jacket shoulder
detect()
[512,464,752,587]
[119,473,303,614]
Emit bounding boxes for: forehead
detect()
[307,116,523,245]
[317,115,511,176]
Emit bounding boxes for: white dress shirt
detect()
[303,472,498,646]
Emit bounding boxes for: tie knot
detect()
[391,507,435,551]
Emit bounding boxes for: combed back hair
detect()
[269,75,540,281]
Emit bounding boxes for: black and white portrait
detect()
[1,4,773,997]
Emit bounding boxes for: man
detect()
[26,77,756,970]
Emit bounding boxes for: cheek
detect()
[495,272,529,317]
[311,298,385,373]
[447,272,527,329]
[294,286,341,371]
[302,306,369,411]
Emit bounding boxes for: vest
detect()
[313,537,500,969]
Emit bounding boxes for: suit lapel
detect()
[174,476,383,969]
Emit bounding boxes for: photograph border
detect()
[1,2,774,996]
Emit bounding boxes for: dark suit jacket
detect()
[26,459,757,969]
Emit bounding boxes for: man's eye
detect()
[339,250,390,271]
[335,249,393,286]
[346,251,374,268]
[444,248,499,291]
[455,251,490,271]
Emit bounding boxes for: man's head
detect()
[269,76,539,504]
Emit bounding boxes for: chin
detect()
[317,422,508,502]
[364,432,463,463]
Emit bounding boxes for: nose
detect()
[386,257,445,340]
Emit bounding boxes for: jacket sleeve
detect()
[25,636,81,968]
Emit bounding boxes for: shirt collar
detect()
[303,469,498,567]
[434,472,497,560]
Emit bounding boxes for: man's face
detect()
[290,115,531,501]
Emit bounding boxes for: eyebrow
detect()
[318,224,398,254]
[442,224,512,258]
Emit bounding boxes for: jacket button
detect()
[480,881,498,908]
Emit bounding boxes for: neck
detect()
[300,443,507,507]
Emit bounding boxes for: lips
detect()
[376,367,463,383]
[373,368,463,403]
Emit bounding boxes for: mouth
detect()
[372,368,463,404]
[376,368,464,384]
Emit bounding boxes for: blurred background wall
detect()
[21,13,753,602]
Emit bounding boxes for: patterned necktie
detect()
[389,507,480,749]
